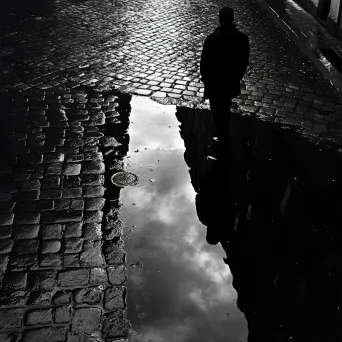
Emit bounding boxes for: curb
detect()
[252,0,342,94]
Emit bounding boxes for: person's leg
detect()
[209,96,232,158]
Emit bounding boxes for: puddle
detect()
[114,94,342,341]
[119,96,248,342]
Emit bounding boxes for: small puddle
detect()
[119,96,248,341]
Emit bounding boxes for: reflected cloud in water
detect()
[120,96,247,342]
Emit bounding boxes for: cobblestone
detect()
[54,306,71,324]
[57,269,90,287]
[90,268,108,284]
[52,291,72,305]
[1,0,341,339]
[0,308,24,329]
[22,327,67,342]
[25,308,52,326]
[74,286,104,304]
[83,185,106,198]
[71,307,102,334]
[104,286,126,310]
[83,223,103,240]
[107,265,127,285]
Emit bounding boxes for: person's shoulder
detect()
[235,28,249,40]
[204,30,218,44]
[207,29,219,39]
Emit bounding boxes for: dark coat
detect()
[200,23,250,99]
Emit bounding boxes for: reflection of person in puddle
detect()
[200,6,249,158]
[195,151,238,245]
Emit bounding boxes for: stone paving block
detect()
[8,255,38,271]
[70,199,84,210]
[83,185,105,198]
[62,188,82,198]
[107,265,128,285]
[64,222,82,238]
[0,308,24,329]
[14,240,39,254]
[83,223,102,240]
[40,190,62,199]
[100,136,122,148]
[74,285,104,305]
[43,153,64,164]
[14,212,40,224]
[45,163,62,175]
[41,176,61,190]
[25,308,52,326]
[19,154,43,164]
[65,153,84,163]
[2,272,28,290]
[62,176,81,188]
[0,226,12,239]
[63,163,81,176]
[22,327,68,342]
[71,307,102,334]
[65,138,84,148]
[39,254,62,268]
[41,210,83,223]
[104,286,126,310]
[80,241,105,267]
[40,224,62,239]
[37,199,55,211]
[54,306,71,324]
[0,255,9,273]
[84,152,103,161]
[82,161,105,174]
[52,290,72,305]
[151,91,167,98]
[85,198,105,211]
[0,239,14,254]
[89,112,106,125]
[63,254,80,268]
[19,180,41,191]
[29,270,57,291]
[82,174,105,186]
[54,199,70,211]
[41,240,61,254]
[26,291,52,306]
[103,219,124,239]
[57,268,90,287]
[14,201,37,212]
[84,210,103,223]
[0,213,14,226]
[64,238,83,254]
[0,333,18,342]
[102,311,131,339]
[104,240,126,265]
[0,290,28,306]
[90,267,108,284]
[0,200,15,213]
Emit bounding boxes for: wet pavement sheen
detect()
[2,0,342,339]
[259,0,342,92]
[119,97,247,342]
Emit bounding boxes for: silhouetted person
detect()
[200,6,249,157]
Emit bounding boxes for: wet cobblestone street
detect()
[1,0,342,340]
[1,0,342,138]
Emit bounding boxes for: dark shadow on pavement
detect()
[176,105,342,342]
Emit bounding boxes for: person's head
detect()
[219,6,234,25]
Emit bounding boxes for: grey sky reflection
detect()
[120,96,247,342]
